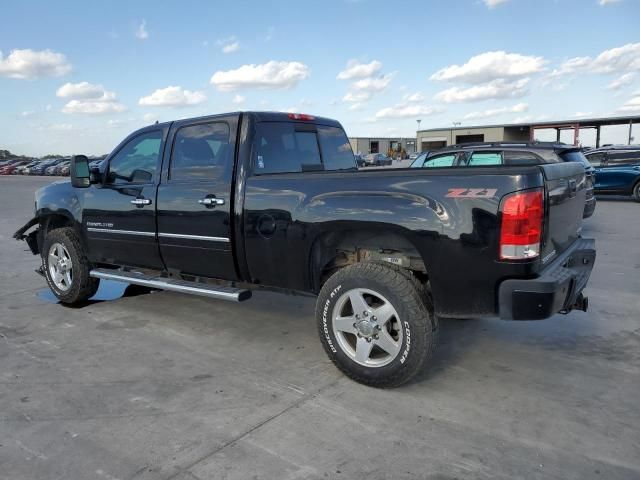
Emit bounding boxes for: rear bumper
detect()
[498,238,596,320]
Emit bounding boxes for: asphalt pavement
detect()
[1,175,639,480]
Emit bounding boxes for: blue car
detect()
[584,146,640,202]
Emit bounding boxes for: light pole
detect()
[416,119,421,152]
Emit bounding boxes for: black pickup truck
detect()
[15,111,596,387]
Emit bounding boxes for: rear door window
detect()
[253,122,322,174]
[170,122,231,181]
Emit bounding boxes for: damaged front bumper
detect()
[13,217,40,255]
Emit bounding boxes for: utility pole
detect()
[416,119,422,152]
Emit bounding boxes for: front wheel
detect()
[316,262,437,388]
[633,181,640,202]
[42,227,99,304]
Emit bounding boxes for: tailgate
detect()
[539,162,586,265]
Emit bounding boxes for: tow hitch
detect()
[560,293,589,315]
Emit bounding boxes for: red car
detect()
[0,160,29,175]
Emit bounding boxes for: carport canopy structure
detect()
[529,115,640,147]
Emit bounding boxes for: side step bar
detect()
[90,268,252,302]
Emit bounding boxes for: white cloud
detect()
[513,114,549,123]
[222,42,240,54]
[375,103,443,120]
[62,99,126,114]
[351,73,395,93]
[217,36,240,54]
[232,94,245,105]
[573,111,594,118]
[434,78,530,103]
[430,51,545,83]
[607,72,635,90]
[483,0,509,8]
[343,91,372,103]
[136,19,149,40]
[590,43,640,73]
[56,81,106,99]
[143,113,159,123]
[551,43,640,77]
[337,60,383,80]
[0,48,71,79]
[210,61,310,91]
[46,104,52,111]
[403,92,425,102]
[617,93,640,112]
[463,103,528,120]
[20,111,35,117]
[59,82,126,114]
[348,103,366,111]
[599,0,622,5]
[138,86,207,107]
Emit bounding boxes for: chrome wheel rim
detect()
[332,288,403,368]
[47,243,73,292]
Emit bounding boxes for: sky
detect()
[1,0,639,156]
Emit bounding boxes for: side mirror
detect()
[70,155,91,188]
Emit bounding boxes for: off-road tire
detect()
[42,227,99,304]
[316,261,437,388]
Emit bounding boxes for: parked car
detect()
[30,159,65,176]
[583,145,640,201]
[53,160,71,175]
[364,153,392,166]
[16,160,40,175]
[410,142,596,218]
[0,160,29,175]
[45,164,60,175]
[354,154,366,168]
[15,111,595,388]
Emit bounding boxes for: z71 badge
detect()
[446,188,497,198]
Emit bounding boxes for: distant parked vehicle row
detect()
[0,157,104,176]
[584,145,640,202]
[409,142,596,218]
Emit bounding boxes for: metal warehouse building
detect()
[348,137,417,156]
[416,115,639,151]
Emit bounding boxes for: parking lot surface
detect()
[1,175,639,480]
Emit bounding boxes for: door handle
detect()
[198,197,225,206]
[130,198,152,206]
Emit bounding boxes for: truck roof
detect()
[148,111,343,130]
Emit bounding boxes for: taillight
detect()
[499,189,543,260]
[287,113,315,121]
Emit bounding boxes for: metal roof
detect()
[417,114,640,133]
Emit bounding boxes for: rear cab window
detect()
[252,122,355,174]
[468,152,502,166]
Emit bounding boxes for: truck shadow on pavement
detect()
[36,280,155,308]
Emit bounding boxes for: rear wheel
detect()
[633,181,640,202]
[42,227,99,304]
[316,262,437,388]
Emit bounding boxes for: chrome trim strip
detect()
[87,227,155,237]
[157,232,230,242]
[89,270,246,302]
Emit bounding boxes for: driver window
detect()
[107,131,162,185]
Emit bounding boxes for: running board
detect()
[89,268,251,302]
